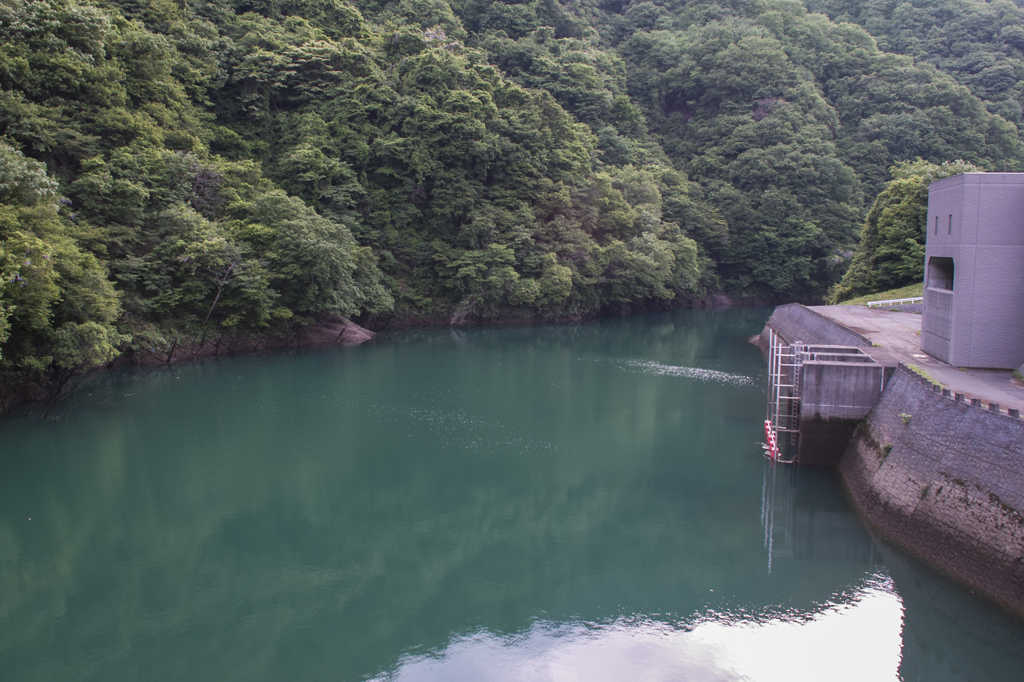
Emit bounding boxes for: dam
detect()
[761,304,889,465]
[762,173,1024,465]
[758,302,1024,615]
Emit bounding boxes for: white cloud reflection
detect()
[372,574,903,682]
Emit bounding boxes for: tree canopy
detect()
[828,158,979,303]
[2,0,1023,401]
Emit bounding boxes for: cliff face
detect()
[840,367,1024,615]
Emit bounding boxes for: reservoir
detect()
[1,308,1023,681]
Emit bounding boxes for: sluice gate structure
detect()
[761,304,892,465]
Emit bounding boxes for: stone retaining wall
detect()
[840,366,1024,615]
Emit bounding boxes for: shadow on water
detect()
[761,452,1024,682]
[761,462,878,573]
[883,541,1024,682]
[0,308,1022,681]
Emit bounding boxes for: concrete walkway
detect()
[809,305,1024,413]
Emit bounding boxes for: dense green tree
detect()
[207,1,709,318]
[0,0,395,396]
[612,0,1024,297]
[806,0,1024,126]
[829,159,979,302]
[618,16,865,298]
[0,139,123,408]
[3,0,1024,408]
[477,27,654,166]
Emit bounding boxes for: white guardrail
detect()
[866,296,923,308]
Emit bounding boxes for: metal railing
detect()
[866,296,923,308]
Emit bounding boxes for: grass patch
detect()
[906,363,939,385]
[837,282,924,306]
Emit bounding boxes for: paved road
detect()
[810,305,1024,413]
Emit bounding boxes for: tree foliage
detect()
[1,0,1023,395]
[806,0,1024,128]
[829,159,980,302]
[0,138,123,381]
[613,0,1023,297]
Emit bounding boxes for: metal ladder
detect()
[766,328,801,462]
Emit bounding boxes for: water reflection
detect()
[761,462,877,573]
[882,543,1024,682]
[373,574,903,682]
[1,309,1023,681]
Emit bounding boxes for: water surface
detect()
[1,309,1022,681]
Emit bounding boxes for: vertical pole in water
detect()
[771,328,778,421]
[762,460,777,574]
[766,328,772,425]
[761,463,768,531]
[766,328,776,451]
[766,327,782,462]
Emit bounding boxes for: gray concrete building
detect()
[922,173,1024,369]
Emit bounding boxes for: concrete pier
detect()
[807,305,1024,413]
[797,357,886,465]
[761,305,889,465]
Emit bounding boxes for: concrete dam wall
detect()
[841,367,1024,615]
[761,303,1024,615]
[764,303,872,348]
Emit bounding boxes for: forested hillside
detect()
[1,0,1023,404]
[806,0,1024,128]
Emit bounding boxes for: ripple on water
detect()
[617,360,758,388]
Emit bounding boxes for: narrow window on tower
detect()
[935,216,939,235]
[948,214,952,234]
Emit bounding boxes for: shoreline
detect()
[0,315,376,416]
[1,295,750,415]
[108,315,376,369]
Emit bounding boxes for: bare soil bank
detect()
[110,315,375,368]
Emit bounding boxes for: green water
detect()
[1,309,1023,681]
